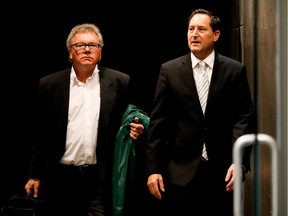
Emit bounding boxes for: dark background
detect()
[1,0,233,211]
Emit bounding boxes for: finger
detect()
[130,132,137,141]
[137,125,144,133]
[25,187,30,194]
[33,187,39,198]
[149,184,162,200]
[25,183,32,194]
[159,179,165,192]
[129,122,138,131]
[133,117,140,123]
[225,169,233,181]
[226,177,234,191]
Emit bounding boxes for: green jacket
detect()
[112,104,150,216]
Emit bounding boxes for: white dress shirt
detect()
[60,65,100,166]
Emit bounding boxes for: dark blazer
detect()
[146,52,255,186]
[28,65,131,213]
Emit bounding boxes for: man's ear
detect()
[214,30,221,42]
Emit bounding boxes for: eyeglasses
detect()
[71,42,101,52]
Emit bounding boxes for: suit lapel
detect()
[99,67,113,113]
[61,69,71,119]
[98,67,115,133]
[205,53,225,114]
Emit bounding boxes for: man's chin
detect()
[190,44,201,51]
[191,48,201,54]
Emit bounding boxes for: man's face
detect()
[187,13,220,60]
[69,32,102,69]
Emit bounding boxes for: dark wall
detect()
[2,0,233,209]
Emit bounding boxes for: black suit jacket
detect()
[28,65,131,211]
[146,52,255,186]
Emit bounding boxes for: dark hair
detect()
[188,9,221,32]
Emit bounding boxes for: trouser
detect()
[164,160,234,216]
[41,163,105,216]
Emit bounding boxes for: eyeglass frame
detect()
[70,42,101,52]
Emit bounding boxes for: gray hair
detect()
[66,23,104,51]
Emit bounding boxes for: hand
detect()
[24,179,40,198]
[129,117,144,140]
[147,174,165,200]
[225,164,244,192]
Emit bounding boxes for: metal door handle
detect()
[233,133,278,216]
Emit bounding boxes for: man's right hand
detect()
[147,174,165,200]
[25,179,40,198]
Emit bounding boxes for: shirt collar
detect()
[70,65,99,85]
[191,50,215,69]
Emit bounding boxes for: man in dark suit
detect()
[146,9,255,216]
[24,23,144,216]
